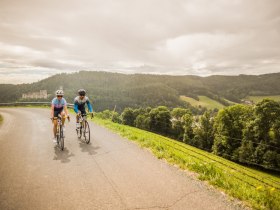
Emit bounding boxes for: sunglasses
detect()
[57,95,63,98]
[79,94,85,97]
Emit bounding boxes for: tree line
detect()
[2,71,280,112]
[96,99,280,171]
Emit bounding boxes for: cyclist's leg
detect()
[53,110,59,137]
[61,111,66,125]
[53,119,57,137]
[76,114,79,123]
[81,110,86,127]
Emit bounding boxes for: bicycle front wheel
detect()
[84,121,90,144]
[59,125,64,150]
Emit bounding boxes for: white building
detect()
[22,90,48,99]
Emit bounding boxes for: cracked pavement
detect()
[0,108,245,210]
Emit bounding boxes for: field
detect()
[245,95,280,103]
[180,95,225,110]
[92,117,280,210]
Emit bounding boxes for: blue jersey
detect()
[74,96,93,113]
[51,98,67,111]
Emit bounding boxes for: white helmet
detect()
[56,90,64,96]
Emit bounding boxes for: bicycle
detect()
[76,112,93,144]
[53,114,65,150]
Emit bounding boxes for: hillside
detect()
[1,71,280,111]
[180,95,225,110]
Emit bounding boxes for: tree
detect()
[193,111,214,151]
[182,112,194,144]
[149,106,171,135]
[171,108,192,140]
[242,99,280,168]
[212,104,252,159]
[135,114,151,131]
[121,108,135,126]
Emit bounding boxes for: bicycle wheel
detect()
[56,126,60,144]
[59,125,64,150]
[84,120,90,144]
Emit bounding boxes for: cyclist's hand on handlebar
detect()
[90,112,94,119]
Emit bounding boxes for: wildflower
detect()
[256,186,263,190]
[270,188,275,192]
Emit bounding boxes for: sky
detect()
[0,0,280,84]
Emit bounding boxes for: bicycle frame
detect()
[76,113,91,144]
[54,114,64,150]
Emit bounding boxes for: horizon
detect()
[1,0,280,84]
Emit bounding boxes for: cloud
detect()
[0,0,280,83]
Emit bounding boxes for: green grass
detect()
[180,95,225,110]
[0,114,3,124]
[245,95,280,104]
[92,117,280,210]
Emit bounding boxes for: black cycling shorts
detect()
[54,108,63,117]
[79,108,86,115]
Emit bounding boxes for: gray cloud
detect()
[0,0,280,83]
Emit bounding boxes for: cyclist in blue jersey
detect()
[51,90,70,142]
[74,89,93,129]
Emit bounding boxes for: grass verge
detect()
[0,114,3,124]
[92,117,280,210]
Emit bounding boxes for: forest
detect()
[96,99,280,171]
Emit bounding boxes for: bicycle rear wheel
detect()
[84,121,90,144]
[59,125,64,150]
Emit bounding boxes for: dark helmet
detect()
[78,89,86,96]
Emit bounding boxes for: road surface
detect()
[0,108,244,210]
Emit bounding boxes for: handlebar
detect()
[77,112,94,119]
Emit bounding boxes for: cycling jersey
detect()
[74,96,93,114]
[52,97,67,117]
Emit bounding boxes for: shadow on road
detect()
[79,141,100,155]
[53,147,74,163]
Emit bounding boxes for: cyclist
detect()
[51,90,70,142]
[74,89,93,129]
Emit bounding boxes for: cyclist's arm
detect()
[64,104,69,116]
[74,103,79,113]
[86,100,93,113]
[51,104,55,118]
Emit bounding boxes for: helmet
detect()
[56,90,64,96]
[78,89,86,96]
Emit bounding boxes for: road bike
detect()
[76,113,92,144]
[53,114,65,150]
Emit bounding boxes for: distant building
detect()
[241,99,254,105]
[22,90,48,99]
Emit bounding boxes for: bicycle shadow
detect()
[79,141,100,156]
[53,147,74,163]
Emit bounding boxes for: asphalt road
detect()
[0,108,244,210]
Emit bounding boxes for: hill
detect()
[180,95,225,110]
[2,71,280,112]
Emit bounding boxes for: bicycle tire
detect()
[56,126,60,145]
[84,120,90,144]
[59,124,64,150]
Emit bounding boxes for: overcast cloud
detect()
[0,0,280,83]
